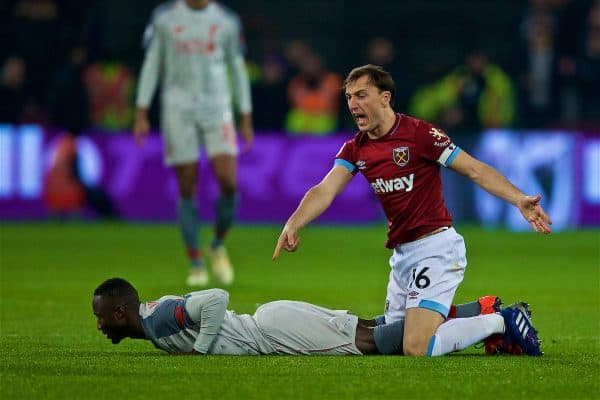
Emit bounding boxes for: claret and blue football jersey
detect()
[335,113,461,247]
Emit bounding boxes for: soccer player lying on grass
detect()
[92,278,542,356]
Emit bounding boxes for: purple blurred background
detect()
[1,124,598,230]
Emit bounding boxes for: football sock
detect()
[187,249,204,269]
[177,197,203,268]
[448,301,481,319]
[427,314,504,356]
[373,319,405,355]
[211,194,237,249]
[375,299,482,325]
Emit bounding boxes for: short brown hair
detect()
[344,64,396,106]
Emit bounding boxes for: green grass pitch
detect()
[1,223,598,399]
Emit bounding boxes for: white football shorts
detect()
[160,98,238,166]
[383,227,467,323]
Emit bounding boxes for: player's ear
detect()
[113,304,127,319]
[380,91,391,107]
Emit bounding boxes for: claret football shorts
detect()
[383,227,467,323]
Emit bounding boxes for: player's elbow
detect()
[213,288,229,302]
[306,184,336,203]
[451,152,485,181]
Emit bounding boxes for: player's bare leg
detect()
[403,308,445,356]
[208,154,237,285]
[174,162,208,286]
[174,162,198,199]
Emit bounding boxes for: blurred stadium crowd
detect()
[0,0,599,136]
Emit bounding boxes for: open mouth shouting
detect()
[353,112,368,128]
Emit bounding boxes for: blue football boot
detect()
[500,302,543,356]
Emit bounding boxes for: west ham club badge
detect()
[393,147,410,167]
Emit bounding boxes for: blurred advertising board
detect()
[1,124,598,230]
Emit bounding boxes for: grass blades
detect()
[1,223,598,399]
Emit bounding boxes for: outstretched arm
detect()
[448,150,552,233]
[272,166,353,259]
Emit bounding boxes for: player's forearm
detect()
[136,107,149,119]
[136,40,161,108]
[230,55,252,113]
[185,289,229,354]
[285,184,336,230]
[471,162,524,206]
[238,112,252,125]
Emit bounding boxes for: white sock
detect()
[427,314,504,356]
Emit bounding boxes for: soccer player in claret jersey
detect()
[133,0,253,287]
[92,278,539,356]
[273,64,549,356]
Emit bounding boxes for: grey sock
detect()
[454,301,481,318]
[373,319,405,355]
[178,197,199,250]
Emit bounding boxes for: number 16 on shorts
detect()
[409,267,431,289]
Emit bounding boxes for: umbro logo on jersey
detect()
[393,147,410,167]
[356,160,366,170]
[370,173,414,194]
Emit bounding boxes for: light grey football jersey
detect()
[135,1,252,116]
[139,289,273,355]
[138,289,361,356]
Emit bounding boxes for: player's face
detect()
[345,75,391,133]
[92,296,130,344]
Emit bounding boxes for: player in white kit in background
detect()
[133,0,253,287]
[93,278,541,356]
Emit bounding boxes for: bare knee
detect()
[177,174,196,197]
[178,181,196,198]
[403,335,430,356]
[212,166,236,196]
[174,164,197,197]
[403,307,444,356]
[210,155,236,196]
[217,179,236,197]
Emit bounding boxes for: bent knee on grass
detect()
[403,334,432,356]
[403,307,445,356]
